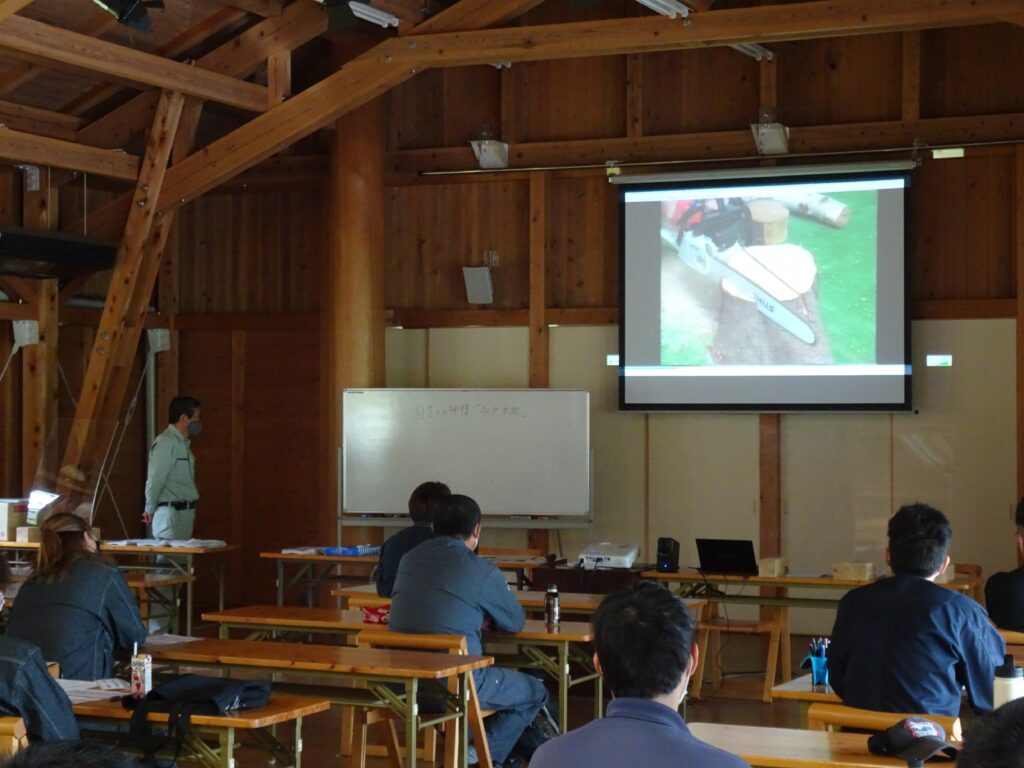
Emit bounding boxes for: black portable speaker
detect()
[656,537,680,573]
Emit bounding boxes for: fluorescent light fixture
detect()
[750,121,790,155]
[607,354,620,367]
[490,62,512,70]
[926,354,953,368]
[932,148,965,159]
[348,1,399,28]
[634,0,689,19]
[730,43,774,61]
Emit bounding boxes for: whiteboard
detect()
[343,389,590,516]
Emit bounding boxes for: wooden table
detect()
[0,541,237,635]
[332,583,607,614]
[770,673,840,704]
[143,638,492,768]
[75,694,330,768]
[688,722,905,768]
[123,570,196,635]
[202,604,600,733]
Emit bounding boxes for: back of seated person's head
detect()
[37,512,95,582]
[408,481,451,524]
[432,494,481,539]
[0,742,139,768]
[887,503,951,577]
[958,697,1024,768]
[592,582,695,699]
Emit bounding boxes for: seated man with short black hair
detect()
[827,502,1005,716]
[375,481,450,598]
[389,494,547,768]
[984,497,1024,631]
[530,582,749,768]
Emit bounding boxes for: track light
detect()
[348,1,399,28]
[90,0,164,32]
[634,0,690,19]
[730,43,774,61]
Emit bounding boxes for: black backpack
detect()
[122,674,271,767]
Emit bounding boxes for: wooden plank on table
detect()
[0,16,268,112]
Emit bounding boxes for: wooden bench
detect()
[806,702,962,742]
[353,630,494,768]
[74,694,331,768]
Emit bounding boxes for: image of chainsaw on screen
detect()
[661,197,821,345]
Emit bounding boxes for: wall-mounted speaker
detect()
[462,266,494,305]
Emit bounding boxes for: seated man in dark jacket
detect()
[0,554,78,742]
[375,481,449,597]
[827,502,1005,716]
[389,494,547,768]
[985,497,1024,631]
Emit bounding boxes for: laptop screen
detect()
[695,538,759,575]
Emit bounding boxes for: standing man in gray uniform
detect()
[390,494,549,768]
[142,395,201,632]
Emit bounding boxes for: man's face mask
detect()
[187,418,203,438]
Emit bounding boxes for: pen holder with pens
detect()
[801,637,829,686]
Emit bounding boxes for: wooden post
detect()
[20,168,58,495]
[527,171,550,553]
[0,169,19,497]
[323,94,386,548]
[1015,147,1024,545]
[59,91,185,511]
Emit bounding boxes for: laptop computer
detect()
[695,538,759,575]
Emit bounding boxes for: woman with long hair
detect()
[0,551,79,741]
[6,513,146,681]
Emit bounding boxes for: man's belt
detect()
[159,500,197,511]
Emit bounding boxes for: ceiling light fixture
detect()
[730,42,774,61]
[347,1,400,28]
[90,0,164,31]
[634,0,690,19]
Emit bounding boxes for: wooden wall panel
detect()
[386,70,445,150]
[547,175,618,309]
[910,152,1013,301]
[642,47,760,135]
[385,181,530,310]
[0,324,21,498]
[921,24,1024,119]
[177,189,324,314]
[777,33,903,127]
[442,67,502,148]
[242,330,321,603]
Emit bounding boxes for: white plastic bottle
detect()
[993,654,1024,709]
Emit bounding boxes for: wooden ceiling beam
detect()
[0,10,115,97]
[154,0,1016,211]
[375,0,1024,69]
[0,127,139,180]
[62,6,249,117]
[0,99,84,141]
[0,15,268,112]
[411,0,546,33]
[226,0,284,16]
[0,0,33,24]
[77,0,327,150]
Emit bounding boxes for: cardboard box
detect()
[15,526,40,543]
[833,562,876,581]
[758,557,787,577]
[0,500,27,541]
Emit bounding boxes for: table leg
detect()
[277,560,285,606]
[219,725,236,768]
[779,606,792,682]
[294,715,303,768]
[558,641,569,733]
[305,563,315,608]
[185,554,195,637]
[459,672,469,768]
[405,678,419,768]
[595,671,604,721]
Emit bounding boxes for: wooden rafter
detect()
[77,0,326,150]
[0,99,83,141]
[0,10,114,97]
[0,16,268,112]
[59,90,185,502]
[227,0,283,16]
[0,275,35,306]
[154,0,1017,212]
[0,127,139,179]
[62,6,249,118]
[0,0,33,24]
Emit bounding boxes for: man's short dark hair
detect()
[958,696,1024,768]
[592,582,695,699]
[0,742,139,768]
[432,494,481,539]
[408,481,450,523]
[1015,498,1024,531]
[168,396,200,424]
[887,503,952,577]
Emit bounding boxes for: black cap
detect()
[867,718,958,768]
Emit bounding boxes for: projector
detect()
[579,542,640,570]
